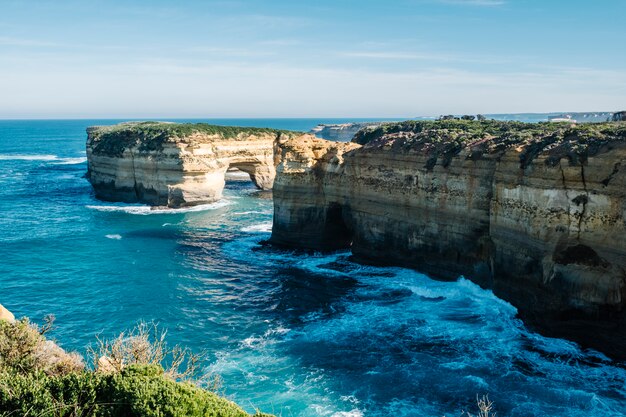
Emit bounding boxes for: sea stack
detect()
[86,122,308,208]
[270,119,626,358]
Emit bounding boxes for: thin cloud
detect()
[0,36,62,47]
[340,51,454,61]
[184,46,275,57]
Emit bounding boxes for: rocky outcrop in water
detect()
[310,122,383,142]
[271,120,626,357]
[87,122,305,208]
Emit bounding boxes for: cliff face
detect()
[271,120,626,357]
[309,122,382,142]
[612,111,626,122]
[87,122,304,208]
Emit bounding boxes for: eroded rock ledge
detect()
[271,119,626,358]
[86,122,307,207]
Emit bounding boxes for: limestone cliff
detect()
[87,122,304,208]
[310,122,382,142]
[271,120,626,357]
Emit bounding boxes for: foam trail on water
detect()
[233,210,273,216]
[0,154,59,161]
[86,200,231,215]
[52,157,88,165]
[0,154,87,164]
[241,222,273,233]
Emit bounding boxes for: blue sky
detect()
[0,0,624,118]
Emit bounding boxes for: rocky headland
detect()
[86,122,307,208]
[310,122,383,142]
[271,119,626,358]
[612,111,626,122]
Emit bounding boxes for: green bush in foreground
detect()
[0,364,270,417]
[0,318,273,417]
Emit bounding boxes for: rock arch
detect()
[86,122,304,208]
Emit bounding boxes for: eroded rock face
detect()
[87,122,304,208]
[271,120,626,357]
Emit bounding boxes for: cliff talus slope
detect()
[271,120,626,357]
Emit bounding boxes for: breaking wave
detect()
[86,200,232,215]
[0,154,86,164]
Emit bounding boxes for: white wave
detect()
[52,157,87,165]
[0,154,87,164]
[241,326,290,349]
[105,234,122,240]
[0,154,59,161]
[332,411,364,417]
[233,210,273,216]
[241,222,273,233]
[86,200,231,215]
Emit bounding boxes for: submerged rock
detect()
[270,119,626,358]
[86,122,310,208]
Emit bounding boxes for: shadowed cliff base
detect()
[270,119,626,360]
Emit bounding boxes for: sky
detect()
[0,0,625,118]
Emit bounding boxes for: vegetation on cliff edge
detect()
[353,119,626,169]
[89,122,302,157]
[0,317,273,417]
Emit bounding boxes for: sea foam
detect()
[86,200,231,215]
[241,222,273,233]
[0,154,87,164]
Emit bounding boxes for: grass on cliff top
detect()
[89,121,302,157]
[0,317,273,417]
[352,119,626,169]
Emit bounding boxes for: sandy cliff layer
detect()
[87,122,305,207]
[271,120,626,357]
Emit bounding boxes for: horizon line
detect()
[0,110,619,122]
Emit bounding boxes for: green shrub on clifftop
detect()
[352,119,626,169]
[89,122,302,157]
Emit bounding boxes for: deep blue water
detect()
[1,119,625,417]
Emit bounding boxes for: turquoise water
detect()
[1,119,625,417]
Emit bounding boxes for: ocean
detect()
[0,118,625,417]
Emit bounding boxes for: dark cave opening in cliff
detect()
[323,203,353,249]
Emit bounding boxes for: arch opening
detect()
[225,161,275,190]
